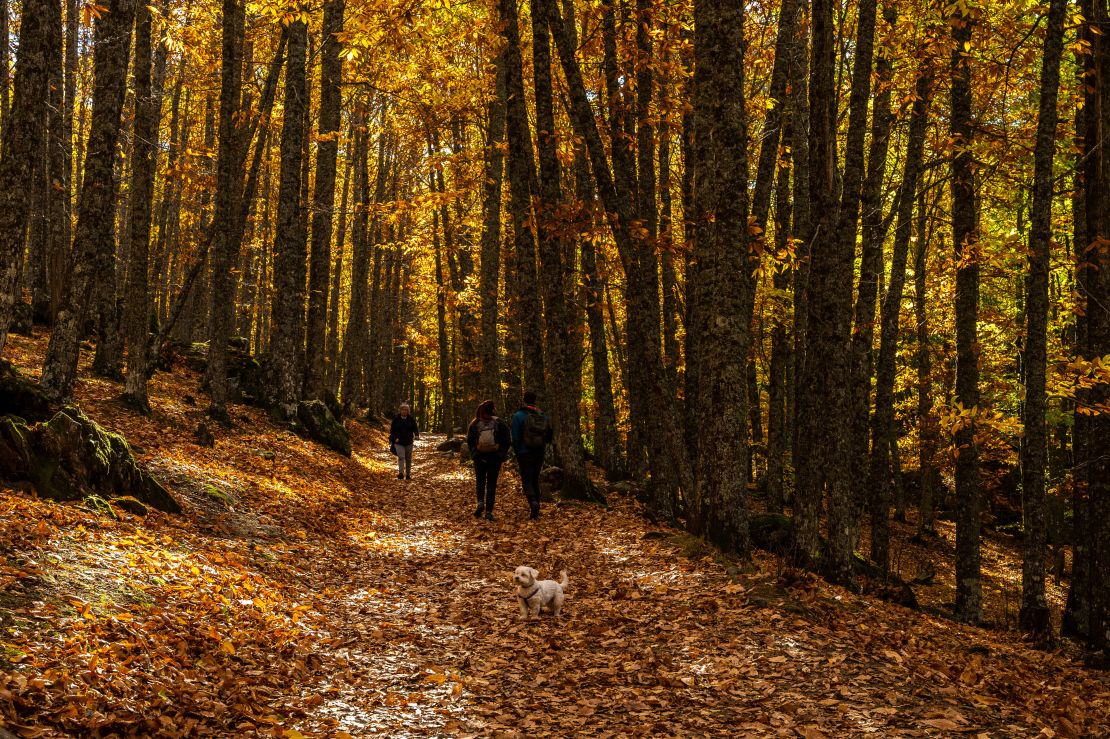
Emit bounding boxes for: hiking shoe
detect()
[473,505,485,518]
[405,474,411,480]
[484,511,496,522]
[397,473,404,480]
[529,506,540,520]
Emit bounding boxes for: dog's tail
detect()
[558,570,569,589]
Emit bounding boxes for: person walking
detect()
[466,400,510,521]
[389,402,420,480]
[510,390,553,519]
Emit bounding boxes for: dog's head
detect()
[513,566,538,587]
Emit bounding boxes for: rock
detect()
[459,442,470,464]
[438,438,466,453]
[0,408,181,514]
[194,421,215,448]
[83,495,118,519]
[111,496,151,516]
[255,449,276,461]
[0,360,52,421]
[296,400,351,457]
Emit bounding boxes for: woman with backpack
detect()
[389,403,420,480]
[466,400,510,521]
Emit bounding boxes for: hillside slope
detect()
[1,331,1108,737]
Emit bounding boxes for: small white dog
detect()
[513,566,568,619]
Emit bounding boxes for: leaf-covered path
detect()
[1,333,1109,737]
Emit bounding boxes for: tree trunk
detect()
[40,0,134,402]
[341,118,373,411]
[326,155,352,393]
[793,0,837,565]
[499,0,545,399]
[304,0,346,400]
[121,1,167,412]
[1017,0,1066,638]
[950,3,982,624]
[479,50,507,407]
[0,0,56,352]
[549,0,690,517]
[531,0,596,501]
[270,15,309,417]
[687,0,753,555]
[204,0,245,421]
[868,66,930,573]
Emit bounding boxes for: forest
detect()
[1,0,1110,734]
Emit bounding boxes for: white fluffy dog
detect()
[513,566,568,619]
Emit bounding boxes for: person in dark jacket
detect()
[510,390,553,519]
[466,400,511,521]
[389,403,420,479]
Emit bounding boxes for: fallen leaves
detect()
[1,331,1110,737]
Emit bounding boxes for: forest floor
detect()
[2,329,1110,738]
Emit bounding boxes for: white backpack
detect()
[476,419,499,452]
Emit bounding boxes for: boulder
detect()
[438,438,466,453]
[111,496,151,516]
[459,442,471,465]
[296,400,351,457]
[0,408,181,514]
[321,389,344,422]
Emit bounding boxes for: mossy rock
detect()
[83,495,119,519]
[296,400,351,457]
[112,496,151,516]
[7,407,181,514]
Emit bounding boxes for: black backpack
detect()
[521,411,550,451]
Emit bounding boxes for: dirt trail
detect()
[1,332,1108,737]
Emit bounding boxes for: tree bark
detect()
[121,1,168,412]
[498,0,545,398]
[304,0,346,400]
[950,3,983,623]
[1017,0,1066,638]
[479,50,507,407]
[687,0,753,554]
[270,16,310,417]
[40,0,134,401]
[204,0,245,421]
[869,67,930,573]
[0,0,56,352]
[531,0,597,501]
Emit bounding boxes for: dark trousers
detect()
[516,454,542,509]
[474,455,503,511]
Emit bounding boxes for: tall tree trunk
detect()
[326,155,352,393]
[869,67,930,573]
[204,0,245,421]
[549,0,690,517]
[950,3,983,623]
[0,0,56,350]
[914,186,939,537]
[499,0,545,398]
[687,0,753,554]
[1075,0,1110,652]
[793,0,837,564]
[304,0,346,400]
[341,118,373,411]
[479,50,507,407]
[121,1,167,411]
[532,0,597,501]
[40,0,134,401]
[270,16,309,417]
[431,165,452,434]
[1018,0,1066,638]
